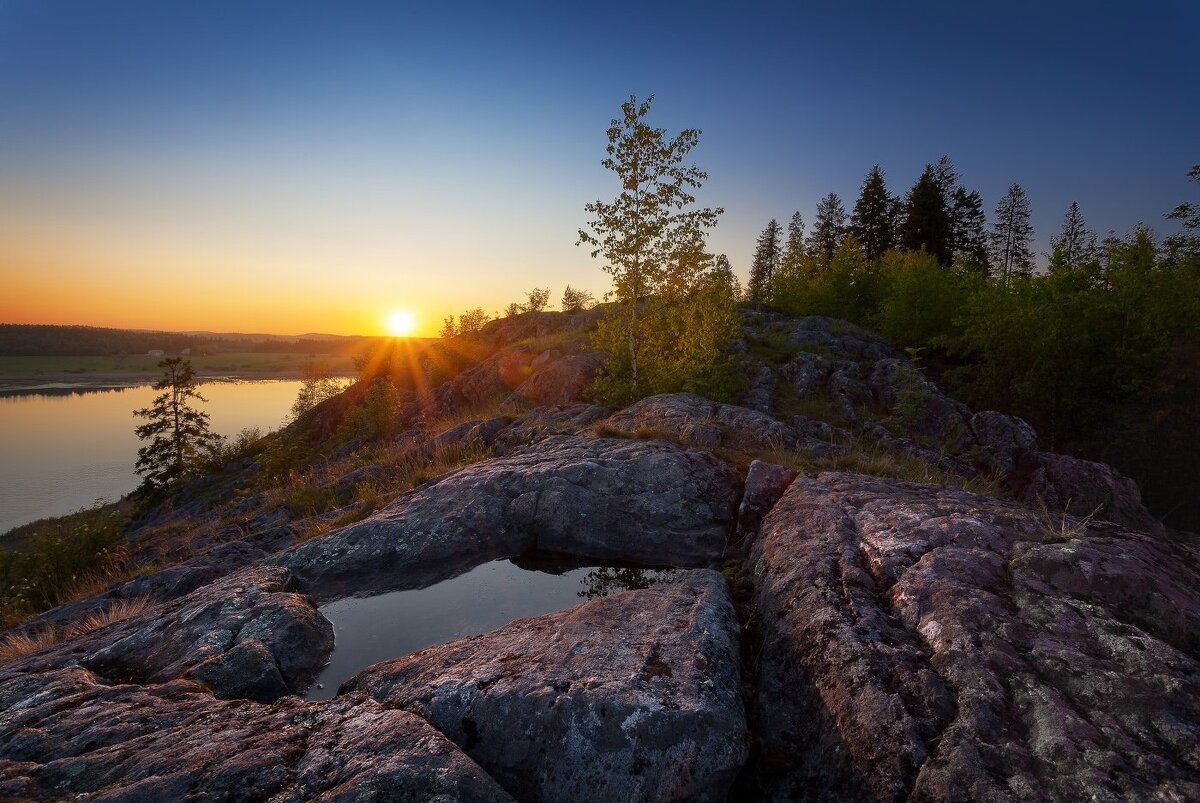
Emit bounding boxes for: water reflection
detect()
[0,380,305,533]
[307,556,682,700]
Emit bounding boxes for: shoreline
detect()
[0,368,358,393]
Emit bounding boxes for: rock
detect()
[738,362,777,413]
[494,403,613,453]
[432,347,537,415]
[333,463,388,494]
[606,393,797,451]
[531,348,559,371]
[734,460,796,546]
[504,351,604,406]
[432,418,484,451]
[869,358,976,450]
[470,415,516,445]
[22,540,271,634]
[971,409,1038,473]
[476,308,603,347]
[0,667,515,801]
[785,315,895,361]
[748,471,1200,802]
[1018,451,1164,535]
[274,435,739,601]
[344,570,747,802]
[780,352,837,397]
[2,566,333,702]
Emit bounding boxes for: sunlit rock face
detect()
[273,434,739,601]
[344,570,747,803]
[747,471,1200,802]
[0,667,515,802]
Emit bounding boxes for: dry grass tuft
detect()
[63,596,153,640]
[0,627,59,663]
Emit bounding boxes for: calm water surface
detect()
[307,559,681,699]
[0,380,308,534]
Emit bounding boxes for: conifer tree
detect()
[807,193,847,270]
[990,183,1035,283]
[133,358,220,494]
[850,164,895,260]
[748,218,782,307]
[779,211,806,279]
[951,187,990,274]
[1049,201,1097,271]
[899,164,953,264]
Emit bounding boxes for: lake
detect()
[0,380,319,534]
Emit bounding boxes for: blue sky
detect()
[1,0,1196,334]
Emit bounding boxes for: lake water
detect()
[307,558,682,699]
[0,380,313,534]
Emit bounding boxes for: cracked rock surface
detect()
[747,471,1200,802]
[0,667,514,802]
[344,569,747,803]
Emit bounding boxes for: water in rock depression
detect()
[306,556,680,699]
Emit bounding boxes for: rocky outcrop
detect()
[275,435,739,600]
[476,308,604,347]
[494,403,613,453]
[605,393,838,456]
[504,351,604,406]
[784,315,896,362]
[1017,451,1165,535]
[1,567,332,702]
[344,570,747,802]
[747,471,1200,802]
[431,346,537,415]
[0,667,514,802]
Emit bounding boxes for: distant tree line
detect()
[0,324,371,357]
[740,158,1200,529]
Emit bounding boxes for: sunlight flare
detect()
[385,310,416,337]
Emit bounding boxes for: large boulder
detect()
[1,566,332,703]
[869,358,976,451]
[274,435,739,601]
[0,667,514,802]
[747,471,1200,802]
[431,346,537,415]
[344,570,747,802]
[1017,451,1163,535]
[970,409,1038,474]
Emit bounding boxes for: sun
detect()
[385,310,416,337]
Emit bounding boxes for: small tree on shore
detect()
[133,357,220,494]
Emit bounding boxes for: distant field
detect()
[0,352,359,376]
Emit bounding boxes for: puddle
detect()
[306,555,681,699]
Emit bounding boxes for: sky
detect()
[0,1,1196,337]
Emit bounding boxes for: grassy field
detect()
[0,352,358,377]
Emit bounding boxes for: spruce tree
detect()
[990,183,1035,283]
[1049,201,1097,271]
[133,358,220,494]
[951,187,990,274]
[808,192,847,270]
[850,164,895,260]
[779,211,805,278]
[899,164,953,264]
[748,218,782,307]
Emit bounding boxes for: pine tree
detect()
[1049,201,1097,271]
[990,183,1035,283]
[133,358,220,494]
[931,155,959,198]
[899,164,953,264]
[779,211,806,279]
[951,187,990,274]
[808,193,847,270]
[748,218,782,307]
[578,95,726,400]
[850,164,895,260]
